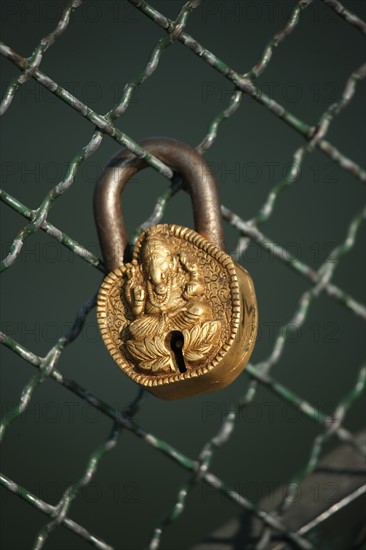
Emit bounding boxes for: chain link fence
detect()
[0,0,365,548]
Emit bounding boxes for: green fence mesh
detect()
[0,1,365,549]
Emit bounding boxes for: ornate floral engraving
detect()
[182,321,221,362]
[98,224,242,383]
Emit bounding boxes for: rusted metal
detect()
[94,137,225,272]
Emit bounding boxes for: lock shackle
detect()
[94,137,225,272]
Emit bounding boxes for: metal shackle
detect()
[94,137,225,272]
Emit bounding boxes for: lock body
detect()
[97,223,257,399]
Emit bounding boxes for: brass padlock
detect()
[95,138,257,399]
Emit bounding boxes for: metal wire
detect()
[0,1,365,549]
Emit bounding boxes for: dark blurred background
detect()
[0,1,365,549]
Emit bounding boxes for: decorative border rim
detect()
[97,224,241,387]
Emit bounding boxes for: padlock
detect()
[94,138,257,399]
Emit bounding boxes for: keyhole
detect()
[168,331,186,373]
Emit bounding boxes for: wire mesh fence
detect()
[0,0,365,548]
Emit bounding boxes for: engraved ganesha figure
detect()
[120,233,221,374]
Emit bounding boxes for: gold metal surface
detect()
[97,224,257,399]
